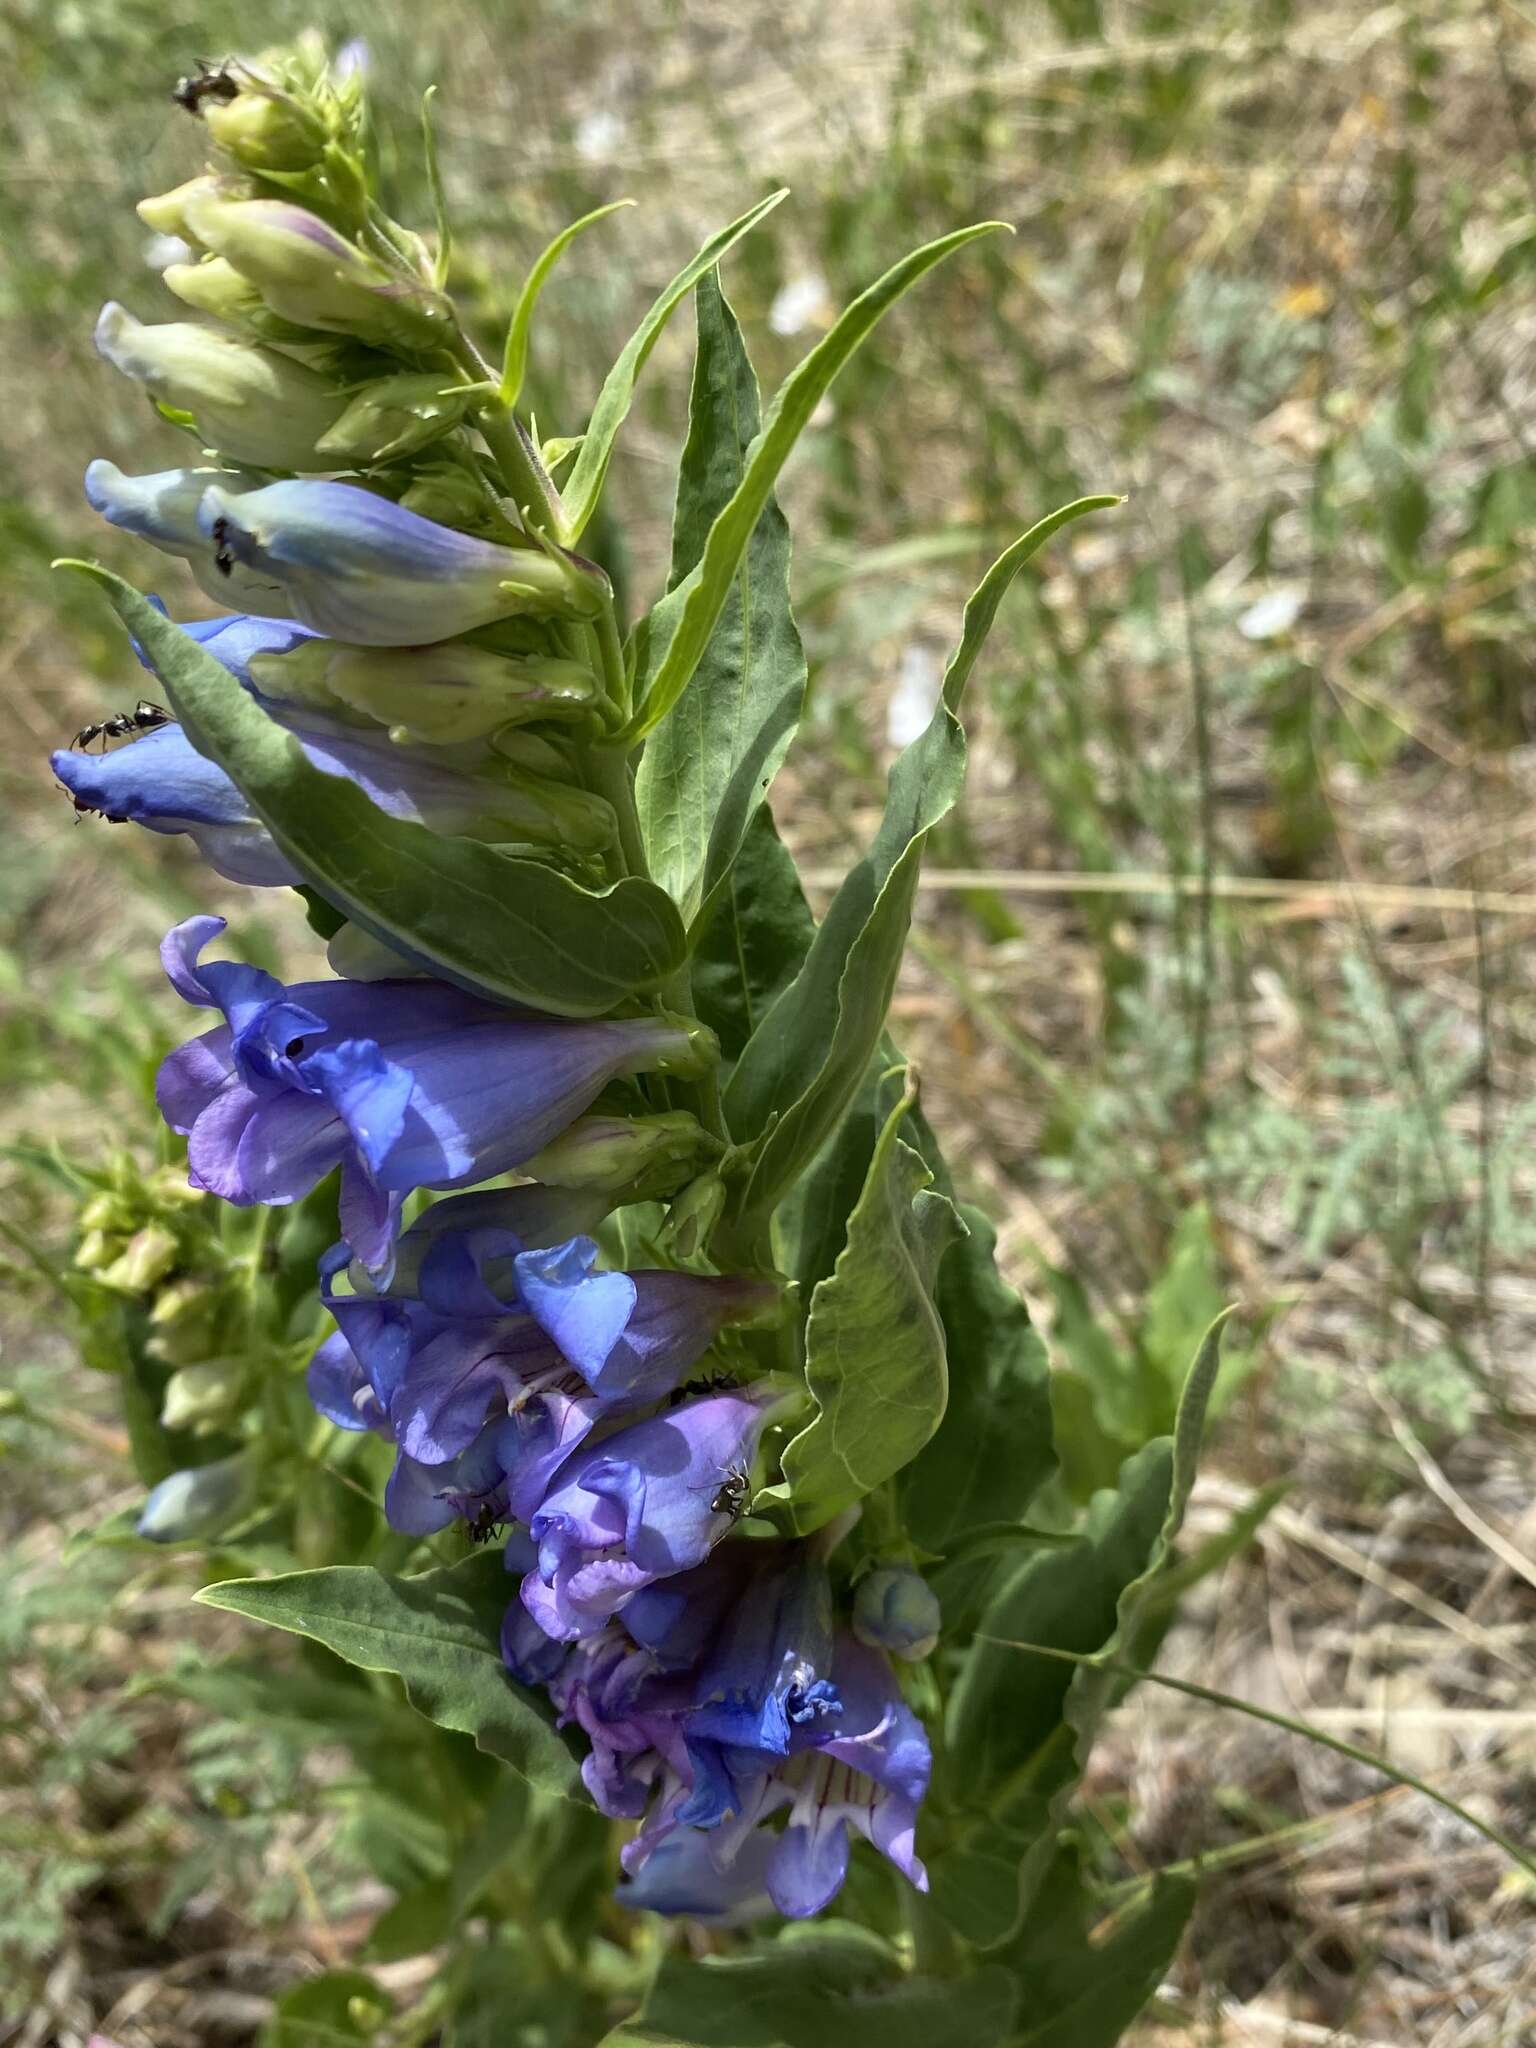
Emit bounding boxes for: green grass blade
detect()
[500,199,635,408]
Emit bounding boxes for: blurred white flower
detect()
[334,38,370,82]
[769,272,828,337]
[887,643,941,750]
[576,109,626,162]
[1237,586,1304,640]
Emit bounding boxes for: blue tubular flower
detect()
[320,1222,773,1523]
[675,1551,842,1791]
[83,461,289,612]
[521,1391,772,1641]
[155,915,705,1268]
[306,1324,523,1536]
[51,723,301,886]
[149,610,320,686]
[626,1635,931,1922]
[195,480,602,645]
[606,1546,841,1837]
[717,1636,931,1919]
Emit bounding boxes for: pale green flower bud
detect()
[852,1564,942,1661]
[97,1223,180,1295]
[248,638,598,744]
[79,1191,135,1234]
[137,1452,254,1542]
[181,190,451,352]
[94,302,348,469]
[203,86,327,172]
[73,1229,117,1275]
[146,1278,222,1366]
[315,373,474,465]
[137,174,252,241]
[658,1172,727,1260]
[161,1359,249,1432]
[162,258,315,343]
[397,467,501,533]
[520,1111,721,1199]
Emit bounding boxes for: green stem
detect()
[476,400,567,542]
[582,741,649,885]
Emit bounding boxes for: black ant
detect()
[172,59,241,117]
[212,516,235,578]
[668,1370,739,1409]
[72,701,173,753]
[710,1460,752,1523]
[465,1500,507,1545]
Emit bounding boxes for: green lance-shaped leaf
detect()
[900,1205,1057,1598]
[690,802,816,1065]
[62,567,686,1018]
[622,222,1012,747]
[766,1078,963,1535]
[1064,1308,1235,1758]
[500,199,636,408]
[1002,1843,1195,2048]
[932,1314,1231,1946]
[420,86,452,290]
[197,1553,581,1797]
[559,189,788,541]
[635,270,806,936]
[724,496,1117,1223]
[601,1924,1017,2048]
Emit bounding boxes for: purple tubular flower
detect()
[195,479,598,645]
[521,1391,771,1641]
[546,1627,686,1820]
[307,1313,532,1537]
[319,1223,771,1528]
[51,723,300,886]
[617,1635,930,1921]
[710,1636,932,1919]
[156,915,698,1267]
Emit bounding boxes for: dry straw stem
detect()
[800,868,1536,921]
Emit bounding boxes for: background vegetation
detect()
[2,0,1533,2041]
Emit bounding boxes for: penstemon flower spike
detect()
[48,31,1239,2035]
